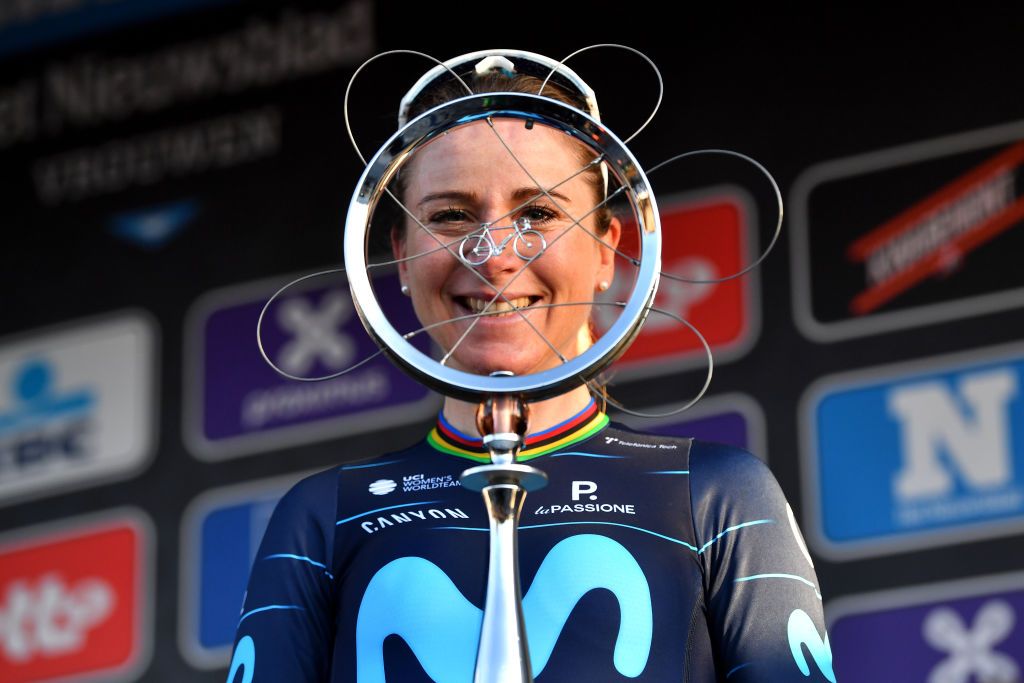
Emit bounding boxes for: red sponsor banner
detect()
[599,189,755,375]
[0,513,148,683]
[847,141,1024,314]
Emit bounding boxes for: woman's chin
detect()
[445,351,561,378]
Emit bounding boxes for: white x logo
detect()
[923,599,1019,683]
[276,292,355,375]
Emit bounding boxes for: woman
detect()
[228,50,835,683]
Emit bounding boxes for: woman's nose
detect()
[472,224,523,274]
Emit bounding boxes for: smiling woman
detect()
[228,48,835,683]
[393,116,620,378]
[376,66,630,439]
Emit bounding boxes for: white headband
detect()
[397,49,601,127]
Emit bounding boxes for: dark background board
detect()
[1,2,1023,681]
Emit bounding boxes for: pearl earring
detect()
[401,284,410,296]
[598,281,610,292]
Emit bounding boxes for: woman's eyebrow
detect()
[417,190,477,207]
[417,187,571,208]
[512,187,571,204]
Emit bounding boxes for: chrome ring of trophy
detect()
[344,92,661,403]
[343,89,661,681]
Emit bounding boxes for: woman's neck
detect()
[442,384,596,438]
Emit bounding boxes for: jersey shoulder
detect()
[688,438,790,521]
[331,434,431,470]
[689,439,771,482]
[262,465,342,547]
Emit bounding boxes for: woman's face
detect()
[393,118,620,376]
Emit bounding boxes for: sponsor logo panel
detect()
[801,343,1024,559]
[0,312,156,506]
[829,572,1024,682]
[184,270,439,460]
[179,472,308,669]
[534,480,636,516]
[790,120,1024,341]
[595,186,759,378]
[0,509,152,683]
[357,506,471,535]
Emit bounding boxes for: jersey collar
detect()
[426,398,609,462]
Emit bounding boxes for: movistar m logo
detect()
[787,609,836,682]
[355,534,652,681]
[227,635,255,683]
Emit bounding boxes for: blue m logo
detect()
[355,534,652,681]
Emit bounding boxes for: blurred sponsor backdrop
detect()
[1,2,1023,681]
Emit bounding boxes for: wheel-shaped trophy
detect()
[343,91,661,683]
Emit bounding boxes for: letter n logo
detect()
[888,369,1017,501]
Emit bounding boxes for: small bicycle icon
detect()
[458,217,548,266]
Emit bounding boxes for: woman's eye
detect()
[429,208,470,224]
[521,206,558,223]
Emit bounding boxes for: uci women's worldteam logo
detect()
[801,342,1024,560]
[0,313,156,506]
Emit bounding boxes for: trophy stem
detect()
[476,483,531,683]
[459,381,548,683]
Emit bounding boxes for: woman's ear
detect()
[597,216,622,285]
[391,225,408,286]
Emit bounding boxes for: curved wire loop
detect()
[256,267,386,382]
[588,304,714,419]
[543,44,664,145]
[343,49,473,164]
[646,148,784,284]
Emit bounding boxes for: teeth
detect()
[465,296,533,315]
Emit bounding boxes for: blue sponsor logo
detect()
[803,345,1024,558]
[180,479,293,668]
[0,360,92,431]
[108,200,198,250]
[0,360,94,474]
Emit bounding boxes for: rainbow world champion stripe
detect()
[426,399,609,462]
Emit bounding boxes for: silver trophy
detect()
[343,91,661,682]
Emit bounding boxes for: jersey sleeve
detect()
[226,468,339,683]
[688,441,836,682]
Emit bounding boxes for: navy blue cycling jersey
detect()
[227,401,836,682]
